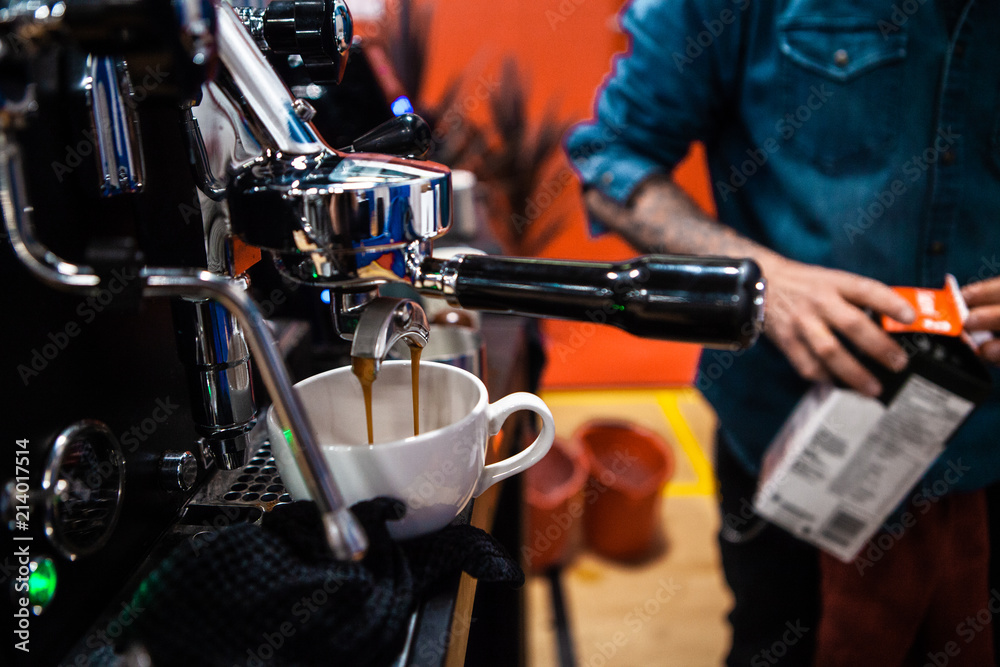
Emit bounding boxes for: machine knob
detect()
[160,451,199,492]
[341,114,433,159]
[263,0,353,84]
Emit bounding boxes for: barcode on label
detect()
[820,509,867,547]
[815,426,848,457]
[776,501,815,522]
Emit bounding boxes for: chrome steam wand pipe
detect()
[0,132,368,560]
[144,271,367,559]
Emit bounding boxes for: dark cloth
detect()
[123,499,523,667]
[816,491,992,667]
[716,435,820,666]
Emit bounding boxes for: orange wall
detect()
[418,0,712,388]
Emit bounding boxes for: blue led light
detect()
[320,289,331,305]
[391,96,415,116]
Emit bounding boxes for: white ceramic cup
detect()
[267,360,555,539]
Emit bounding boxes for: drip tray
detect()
[187,428,292,512]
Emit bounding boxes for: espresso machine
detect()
[0,0,765,664]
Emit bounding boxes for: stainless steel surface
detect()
[160,451,198,492]
[1,127,367,559]
[349,297,429,377]
[187,430,291,507]
[332,287,379,337]
[237,152,452,288]
[292,97,316,121]
[413,253,462,302]
[198,2,451,289]
[233,5,266,47]
[176,297,257,469]
[142,270,368,560]
[1,133,101,289]
[205,435,251,471]
[181,106,227,201]
[1,0,464,564]
[331,0,351,53]
[215,2,325,156]
[84,55,145,196]
[41,421,125,561]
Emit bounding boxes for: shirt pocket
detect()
[777,16,907,173]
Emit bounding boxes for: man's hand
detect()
[961,278,1000,365]
[759,255,915,396]
[584,179,915,394]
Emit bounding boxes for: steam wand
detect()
[0,133,369,561]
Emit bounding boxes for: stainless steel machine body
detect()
[0,1,765,663]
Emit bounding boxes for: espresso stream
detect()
[351,347,421,445]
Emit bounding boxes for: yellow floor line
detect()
[540,387,716,498]
[655,389,716,498]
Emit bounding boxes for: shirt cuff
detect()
[566,122,669,208]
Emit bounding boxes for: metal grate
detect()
[190,432,293,512]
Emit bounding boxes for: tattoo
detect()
[588,178,769,261]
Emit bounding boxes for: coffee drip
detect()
[351,347,422,445]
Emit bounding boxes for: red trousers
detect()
[815,491,993,667]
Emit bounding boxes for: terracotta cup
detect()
[575,420,675,561]
[523,437,590,572]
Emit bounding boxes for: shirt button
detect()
[953,42,966,58]
[601,172,614,186]
[929,241,946,255]
[833,49,849,67]
[940,149,956,166]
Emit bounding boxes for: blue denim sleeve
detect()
[566,0,746,211]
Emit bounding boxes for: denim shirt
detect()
[566,0,1000,491]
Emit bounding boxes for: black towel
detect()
[123,499,523,667]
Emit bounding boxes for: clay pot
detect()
[524,437,589,572]
[575,420,675,561]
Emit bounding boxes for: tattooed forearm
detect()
[584,175,778,265]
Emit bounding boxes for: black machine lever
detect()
[421,254,766,350]
[340,114,433,160]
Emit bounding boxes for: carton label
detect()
[754,377,974,562]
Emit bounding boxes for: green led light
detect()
[28,558,57,613]
[283,429,294,445]
[611,304,625,312]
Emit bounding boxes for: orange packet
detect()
[882,274,968,337]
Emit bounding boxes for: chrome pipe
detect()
[215,2,324,156]
[0,132,367,560]
[0,135,100,289]
[181,107,227,201]
[143,270,367,560]
[175,295,257,470]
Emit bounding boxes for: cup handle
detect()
[474,392,556,496]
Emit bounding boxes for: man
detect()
[567,0,1000,663]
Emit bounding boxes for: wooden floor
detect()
[526,388,732,666]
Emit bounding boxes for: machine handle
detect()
[428,254,766,350]
[341,114,433,159]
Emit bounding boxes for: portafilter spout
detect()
[347,297,429,380]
